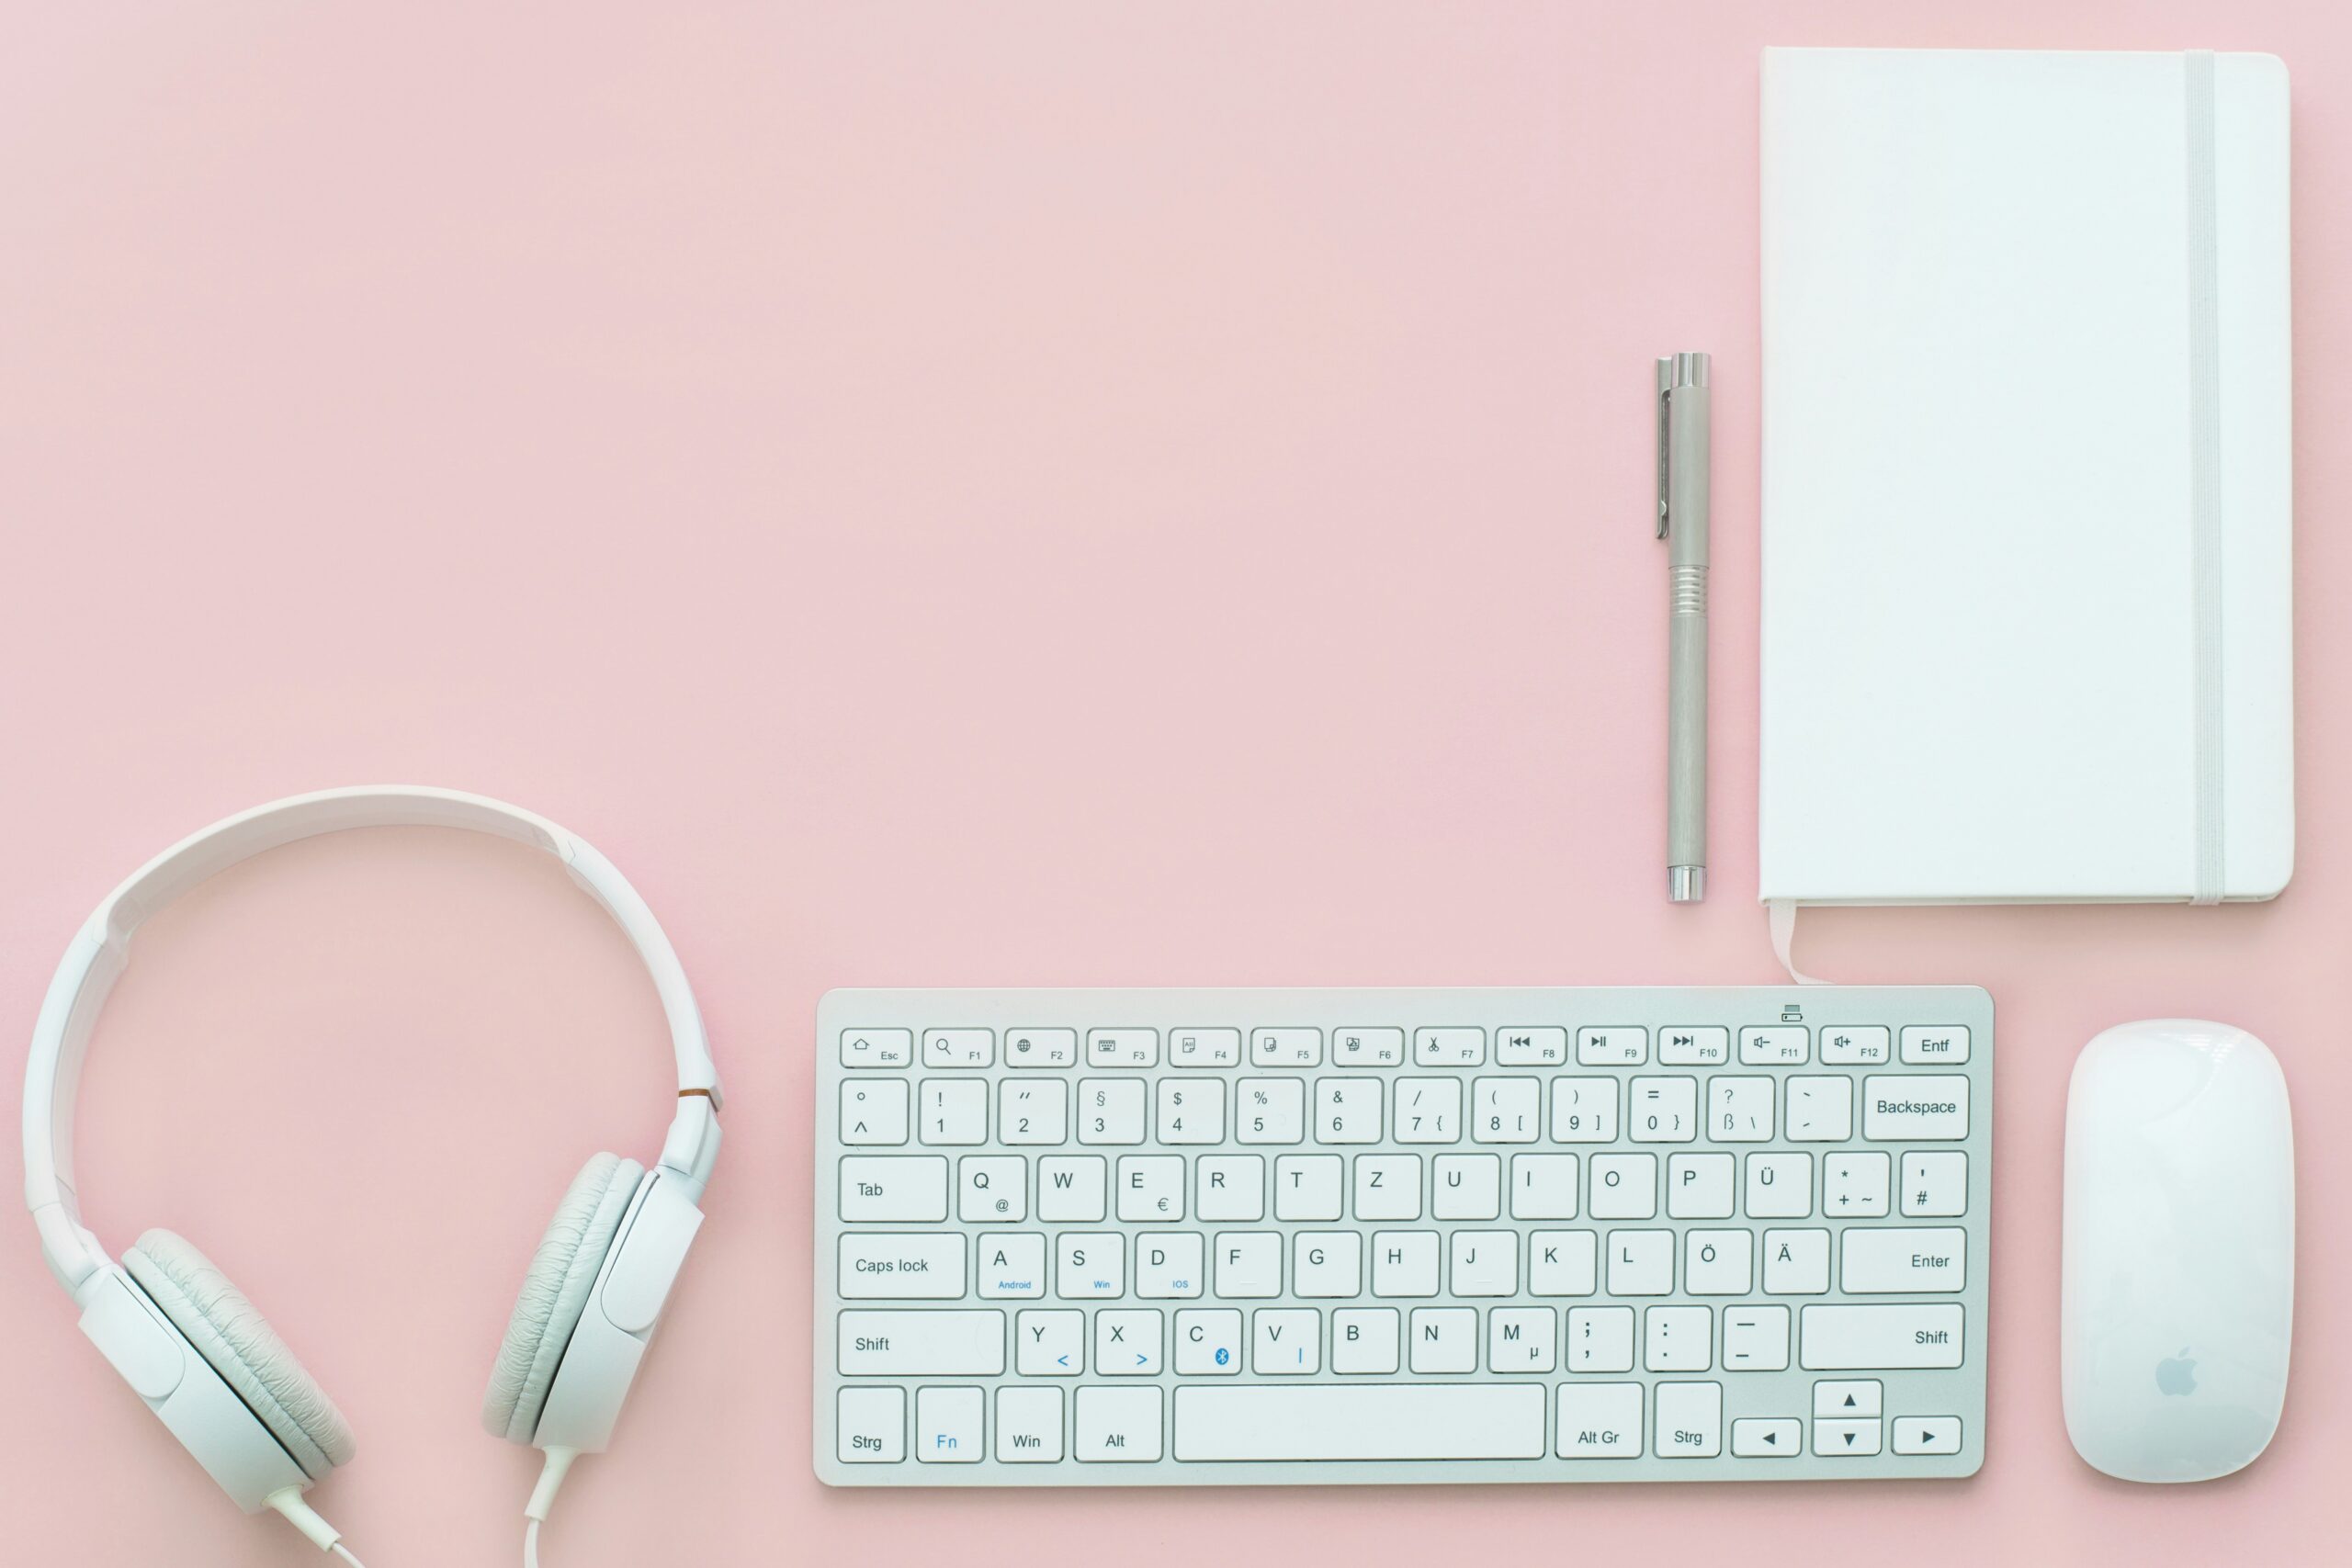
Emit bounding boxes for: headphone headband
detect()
[23,787,722,1292]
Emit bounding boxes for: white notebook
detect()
[1759,47,2294,907]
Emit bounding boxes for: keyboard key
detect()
[996,1387,1063,1461]
[1497,1026,1568,1066]
[1433,1154,1501,1220]
[1814,1418,1883,1457]
[1395,1078,1462,1143]
[1644,1305,1711,1371]
[1745,1152,1812,1218]
[1667,1153,1735,1219]
[840,1234,967,1300]
[1738,1026,1808,1066]
[976,1233,1046,1298]
[1783,1077,1852,1142]
[1654,1382,1723,1458]
[838,1310,1005,1376]
[1117,1155,1186,1222]
[1353,1153,1423,1220]
[1682,1229,1752,1294]
[959,1156,1026,1223]
[1658,1027,1730,1066]
[1863,1075,1969,1140]
[1577,1027,1646,1066]
[838,1387,905,1462]
[1076,1078,1147,1145]
[1556,1382,1643,1458]
[1087,1028,1158,1067]
[1892,1416,1964,1455]
[1820,1026,1891,1065]
[1055,1234,1125,1299]
[1488,1306,1557,1372]
[1251,1027,1321,1066]
[1629,1077,1698,1143]
[1157,1079,1225,1144]
[1416,1027,1486,1066]
[1173,1308,1242,1374]
[1371,1230,1440,1297]
[1472,1077,1543,1144]
[1901,1150,1968,1217]
[1799,1304,1964,1370]
[1252,1308,1321,1373]
[1448,1231,1518,1296]
[1215,1232,1282,1298]
[1840,1227,1967,1292]
[1814,1380,1883,1417]
[1408,1307,1477,1372]
[1075,1386,1164,1461]
[841,1029,912,1068]
[1331,1028,1406,1066]
[1194,1154,1265,1221]
[841,1079,909,1145]
[1036,1156,1106,1222]
[1762,1228,1830,1295]
[840,1156,949,1222]
[1292,1232,1363,1297]
[1003,1028,1076,1067]
[918,1079,989,1145]
[1316,1077,1384,1143]
[1707,1077,1775,1143]
[1824,1152,1890,1216]
[1606,1229,1673,1295]
[1096,1309,1163,1375]
[1510,1154,1578,1219]
[1723,1305,1790,1371]
[1177,1384,1547,1461]
[1332,1307,1400,1373]
[1731,1416,1801,1457]
[1134,1232,1204,1298]
[1528,1230,1597,1296]
[1015,1309,1083,1375]
[923,1028,994,1067]
[1566,1305,1634,1372]
[1235,1077,1306,1144]
[1170,1029,1240,1067]
[1900,1026,1971,1066]
[1549,1078,1620,1143]
[915,1386,983,1462]
[1273,1155,1343,1221]
[1589,1153,1657,1220]
[999,1080,1067,1145]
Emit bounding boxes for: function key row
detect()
[840,1025,1973,1071]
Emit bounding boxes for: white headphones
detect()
[20,787,723,1563]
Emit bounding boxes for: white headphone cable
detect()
[331,1547,368,1568]
[523,1446,578,1568]
[267,1489,367,1563]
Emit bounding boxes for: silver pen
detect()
[1657,353,1711,902]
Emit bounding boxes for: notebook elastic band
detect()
[1767,899,1828,987]
[2185,48,2227,906]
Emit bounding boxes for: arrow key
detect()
[1812,1378,1883,1417]
[1813,1417,1883,1456]
[1730,1417,1803,1457]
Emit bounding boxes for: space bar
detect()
[1173,1384,1547,1461]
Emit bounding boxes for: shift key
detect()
[839,1310,1005,1375]
[1800,1304,1963,1370]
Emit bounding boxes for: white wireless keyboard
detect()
[814,987,1990,1485]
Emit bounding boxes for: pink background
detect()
[1,3,2342,1562]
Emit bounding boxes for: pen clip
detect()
[1655,352,1709,541]
[1655,357,1674,539]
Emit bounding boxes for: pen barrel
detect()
[1667,594,1708,874]
[1665,387,1710,568]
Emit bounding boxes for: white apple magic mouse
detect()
[2062,1019,2293,1482]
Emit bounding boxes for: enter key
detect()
[1840,1228,1967,1292]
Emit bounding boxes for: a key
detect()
[975,1233,1046,1299]
[1654,1382,1724,1458]
[1331,1307,1400,1373]
[1659,1027,1731,1066]
[1370,1230,1440,1297]
[839,1156,949,1223]
[1292,1233,1363,1297]
[1707,1077,1775,1143]
[1086,1028,1159,1067]
[1606,1228,1673,1295]
[1556,1382,1642,1458]
[841,1079,910,1145]
[1682,1229,1753,1294]
[837,1310,1005,1375]
[1723,1304,1791,1371]
[1075,1387,1164,1461]
[1588,1153,1657,1220]
[1250,1027,1321,1066]
[1762,1228,1831,1294]
[999,1079,1068,1145]
[839,1234,967,1300]
[1738,1026,1808,1066]
[1841,1227,1967,1292]
[1003,1028,1077,1067]
[1799,1304,1964,1369]
[1550,1078,1620,1143]
[1036,1156,1106,1222]
[840,1029,912,1068]
[1824,1151,1890,1215]
[1214,1232,1282,1298]
[1115,1155,1185,1222]
[1194,1153,1265,1221]
[1096,1309,1164,1375]
[919,1079,989,1145]
[1863,1074,1969,1139]
[1076,1078,1147,1145]
[1528,1230,1597,1296]
[1899,1026,1971,1065]
[1408,1306,1478,1372]
[1901,1150,1968,1217]
[1488,1306,1556,1372]
[1744,1151,1813,1218]
[1394,1078,1462,1144]
[1415,1027,1485,1066]
[1667,1153,1736,1218]
[1169,1029,1240,1067]
[1566,1305,1635,1372]
[1577,1026,1647,1066]
[1175,1385,1546,1462]
[1432,1154,1501,1220]
[1330,1028,1406,1066]
[1235,1077,1306,1144]
[1820,1026,1892,1065]
[995,1387,1064,1462]
[1352,1153,1423,1220]
[1252,1308,1321,1374]
[922,1028,994,1068]
[1316,1078,1385,1144]
[1173,1307,1242,1374]
[1055,1234,1125,1299]
[914,1386,982,1462]
[1510,1153,1578,1219]
[1157,1078,1225,1144]
[1272,1155,1344,1221]
[957,1156,1026,1223]
[1448,1231,1518,1296]
[1471,1077,1542,1144]
[1497,1026,1568,1066]
[1644,1304,1712,1371]
[837,1387,905,1462]
[1134,1232,1204,1299]
[1783,1077,1853,1142]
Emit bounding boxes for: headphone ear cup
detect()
[483,1152,645,1443]
[120,1229,356,1481]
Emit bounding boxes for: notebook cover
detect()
[1758,47,2293,906]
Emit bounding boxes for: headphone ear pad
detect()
[121,1229,356,1480]
[483,1152,644,1443]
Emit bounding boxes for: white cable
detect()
[526,1518,543,1568]
[331,1547,367,1568]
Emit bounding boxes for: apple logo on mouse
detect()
[2155,1348,2199,1397]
